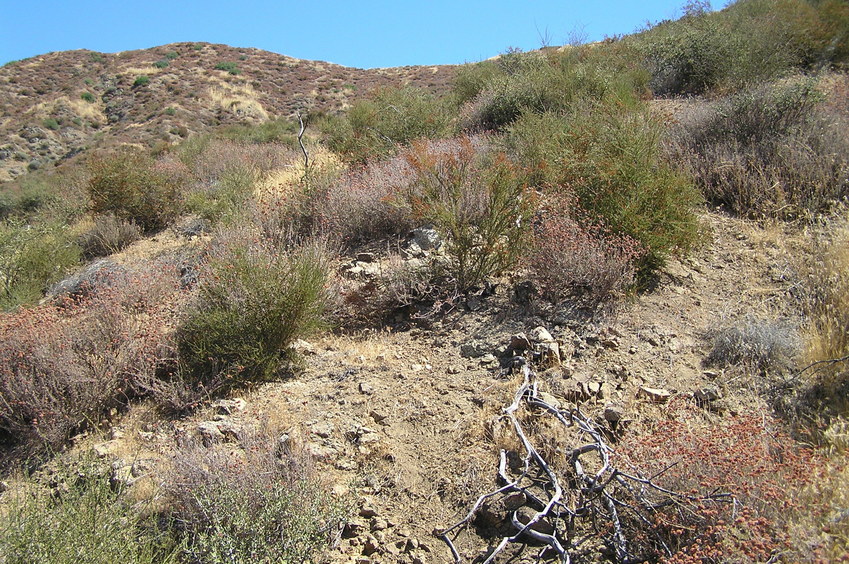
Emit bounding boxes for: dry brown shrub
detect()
[526,201,643,307]
[617,399,828,562]
[0,266,180,458]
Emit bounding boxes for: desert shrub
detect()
[216,117,298,145]
[527,205,643,306]
[508,108,701,279]
[668,77,849,218]
[617,401,824,561]
[86,150,185,232]
[325,86,451,163]
[176,237,333,391]
[0,219,81,310]
[0,270,177,455]
[705,318,799,373]
[307,153,416,247]
[133,75,150,87]
[42,118,60,131]
[455,45,649,132]
[165,50,178,60]
[164,428,348,563]
[214,61,240,75]
[77,214,142,259]
[636,0,849,95]
[184,162,260,224]
[402,137,533,291]
[80,91,95,103]
[153,59,169,69]
[0,457,179,563]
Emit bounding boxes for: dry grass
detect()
[206,82,269,120]
[804,215,849,368]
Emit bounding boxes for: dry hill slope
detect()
[0,43,456,181]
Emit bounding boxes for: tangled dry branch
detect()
[436,357,735,563]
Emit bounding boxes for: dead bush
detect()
[0,268,179,457]
[164,427,349,563]
[705,318,799,374]
[77,214,142,259]
[526,205,643,307]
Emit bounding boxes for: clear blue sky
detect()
[1,1,708,69]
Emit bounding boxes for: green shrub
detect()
[86,151,185,232]
[0,220,81,310]
[80,91,95,103]
[164,50,178,60]
[216,117,298,145]
[153,59,169,69]
[454,45,648,132]
[634,0,849,95]
[133,75,150,87]
[184,163,260,224]
[402,138,533,291]
[177,238,333,390]
[507,107,701,279]
[164,106,176,116]
[0,458,179,564]
[42,118,60,130]
[214,61,241,75]
[324,86,450,163]
[166,428,348,564]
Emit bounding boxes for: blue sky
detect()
[1,1,707,68]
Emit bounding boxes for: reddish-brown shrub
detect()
[527,203,643,306]
[616,399,825,561]
[0,266,179,457]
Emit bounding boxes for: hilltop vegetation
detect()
[2,1,849,562]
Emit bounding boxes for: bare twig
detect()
[436,350,736,563]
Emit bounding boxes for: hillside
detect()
[0,43,456,181]
[2,1,849,562]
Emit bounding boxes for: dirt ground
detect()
[75,208,817,563]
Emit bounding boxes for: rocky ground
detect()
[69,209,811,563]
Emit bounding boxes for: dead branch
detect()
[296,111,309,172]
[436,353,735,563]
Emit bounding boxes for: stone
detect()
[359,382,374,395]
[587,381,601,395]
[357,252,377,263]
[362,534,380,555]
[311,422,334,438]
[410,226,442,251]
[447,365,461,374]
[213,398,247,415]
[460,342,490,358]
[0,481,8,493]
[509,332,532,351]
[344,518,368,537]
[694,387,721,403]
[537,341,561,367]
[480,353,497,365]
[197,421,224,446]
[637,386,672,403]
[603,404,625,423]
[359,500,379,518]
[370,517,389,531]
[529,326,555,343]
[370,410,388,424]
